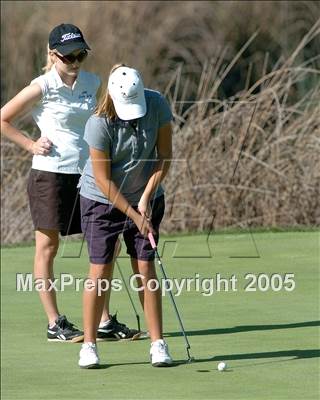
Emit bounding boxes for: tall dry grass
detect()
[163,21,320,233]
[1,2,319,243]
[2,1,320,102]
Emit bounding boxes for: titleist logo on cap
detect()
[61,32,81,42]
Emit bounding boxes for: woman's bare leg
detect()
[131,258,162,342]
[34,229,60,326]
[100,239,121,323]
[130,258,145,309]
[83,263,113,343]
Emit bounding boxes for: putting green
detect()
[1,231,319,399]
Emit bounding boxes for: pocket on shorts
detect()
[80,196,116,223]
[80,196,97,221]
[27,169,40,196]
[27,169,53,198]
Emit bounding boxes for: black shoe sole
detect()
[152,362,173,367]
[47,336,84,343]
[96,332,143,342]
[71,335,84,343]
[49,332,143,343]
[79,364,100,369]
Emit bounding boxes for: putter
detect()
[148,232,194,363]
[115,260,141,332]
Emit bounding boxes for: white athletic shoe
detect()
[78,342,100,369]
[150,339,173,367]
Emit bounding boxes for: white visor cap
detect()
[108,67,147,121]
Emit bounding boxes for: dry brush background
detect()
[1,1,320,244]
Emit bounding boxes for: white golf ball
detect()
[217,362,227,371]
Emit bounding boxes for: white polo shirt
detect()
[30,65,100,174]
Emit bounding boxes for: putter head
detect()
[188,356,195,363]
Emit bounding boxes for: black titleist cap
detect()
[49,23,90,55]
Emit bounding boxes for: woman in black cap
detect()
[1,24,140,343]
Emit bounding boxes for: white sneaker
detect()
[150,339,173,367]
[78,342,100,369]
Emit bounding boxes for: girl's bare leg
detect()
[131,258,162,342]
[34,229,60,326]
[83,263,113,343]
[100,239,121,323]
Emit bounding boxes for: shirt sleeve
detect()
[30,75,48,98]
[157,93,173,128]
[84,115,111,153]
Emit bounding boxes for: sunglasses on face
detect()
[55,50,88,64]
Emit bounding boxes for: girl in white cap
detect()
[1,25,139,343]
[79,63,174,368]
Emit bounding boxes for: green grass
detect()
[1,231,319,400]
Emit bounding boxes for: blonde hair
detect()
[42,44,55,73]
[95,63,127,120]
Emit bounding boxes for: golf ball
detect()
[217,362,227,371]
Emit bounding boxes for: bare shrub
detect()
[1,2,319,243]
[2,1,319,101]
[162,20,320,233]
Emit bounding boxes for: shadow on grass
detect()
[185,348,320,365]
[83,322,319,370]
[164,320,320,338]
[90,349,319,369]
[211,349,320,361]
[95,361,180,369]
[209,349,320,371]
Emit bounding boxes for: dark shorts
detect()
[27,169,82,236]
[80,195,165,264]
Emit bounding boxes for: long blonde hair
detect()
[42,44,55,73]
[95,63,127,120]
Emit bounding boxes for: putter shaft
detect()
[149,233,192,360]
